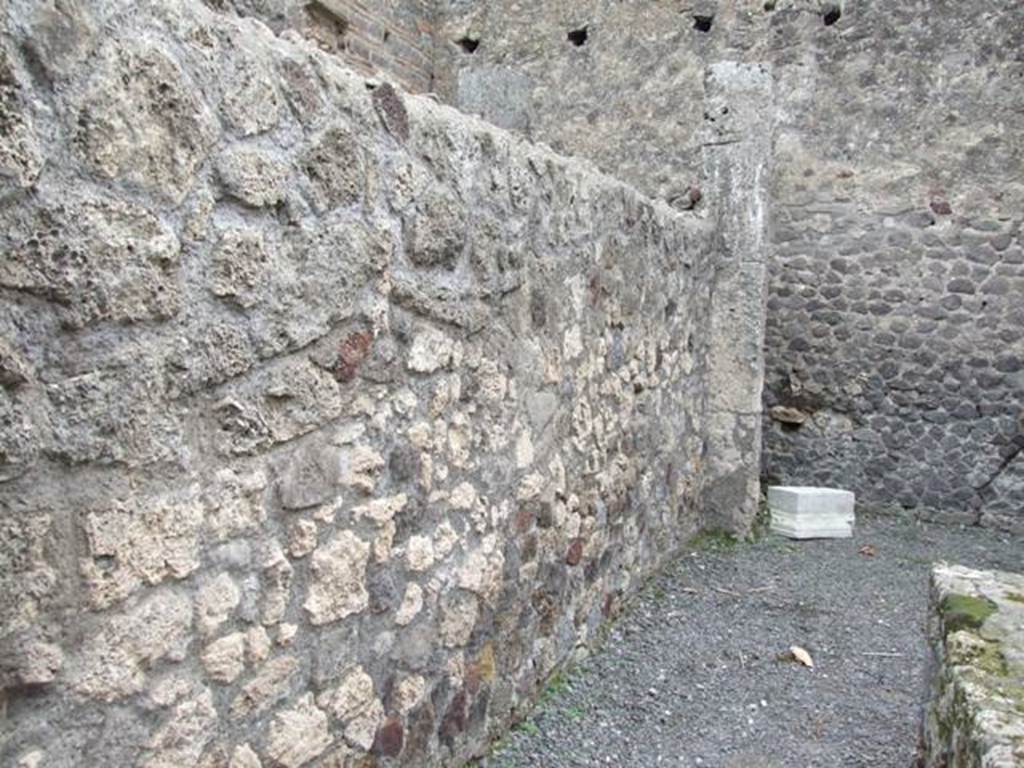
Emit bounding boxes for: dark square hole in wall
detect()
[567,27,588,46]
[456,36,479,53]
[823,4,842,25]
[693,14,714,32]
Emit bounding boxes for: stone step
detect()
[768,509,854,540]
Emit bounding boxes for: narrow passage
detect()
[479,515,1022,768]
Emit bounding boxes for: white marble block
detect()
[767,486,855,539]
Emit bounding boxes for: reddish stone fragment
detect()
[566,538,584,566]
[372,717,404,758]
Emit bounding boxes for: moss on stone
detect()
[940,594,998,635]
[1005,592,1024,605]
[688,529,739,552]
[975,642,1010,677]
[999,684,1024,714]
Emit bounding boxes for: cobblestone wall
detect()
[0,2,755,765]
[435,0,1024,530]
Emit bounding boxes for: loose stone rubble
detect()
[0,1,768,765]
[921,564,1024,768]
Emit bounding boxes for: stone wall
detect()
[920,564,1024,767]
[435,0,1024,530]
[0,2,752,765]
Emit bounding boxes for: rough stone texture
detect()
[435,0,1024,531]
[921,564,1024,768]
[0,2,765,765]
[700,60,772,533]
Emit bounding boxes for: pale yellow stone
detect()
[458,540,505,604]
[394,675,426,714]
[304,530,370,625]
[15,749,43,768]
[344,698,383,751]
[229,744,262,768]
[276,623,298,646]
[439,591,478,648]
[196,573,241,636]
[563,324,583,360]
[205,467,268,542]
[317,665,375,721]
[373,520,396,564]
[407,422,432,450]
[339,445,385,494]
[517,472,545,501]
[449,482,477,510]
[142,689,217,768]
[395,583,423,626]
[265,693,332,768]
[433,521,459,560]
[70,591,192,701]
[475,358,507,401]
[352,494,407,525]
[287,519,318,558]
[408,327,457,373]
[201,632,246,683]
[230,655,299,719]
[515,429,534,469]
[447,421,471,468]
[80,491,204,608]
[246,626,272,663]
[405,535,434,572]
[259,541,293,625]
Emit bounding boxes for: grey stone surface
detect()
[921,564,1024,768]
[434,0,1024,532]
[0,2,766,765]
[701,60,773,536]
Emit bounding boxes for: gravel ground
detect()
[477,514,1022,768]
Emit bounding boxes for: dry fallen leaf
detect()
[859,545,877,557]
[790,645,814,668]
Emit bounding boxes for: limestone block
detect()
[212,361,343,456]
[73,39,219,202]
[0,52,42,193]
[920,564,1024,768]
[276,439,342,510]
[408,327,459,373]
[229,744,263,768]
[0,194,181,328]
[220,45,283,137]
[395,583,424,626]
[265,693,332,767]
[80,492,204,609]
[767,486,856,517]
[196,573,242,636]
[405,183,467,269]
[304,530,370,625]
[301,124,366,210]
[209,227,271,309]
[201,633,247,683]
[142,688,218,768]
[231,655,300,719]
[215,146,290,208]
[70,591,192,701]
[769,509,854,540]
[439,590,478,648]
